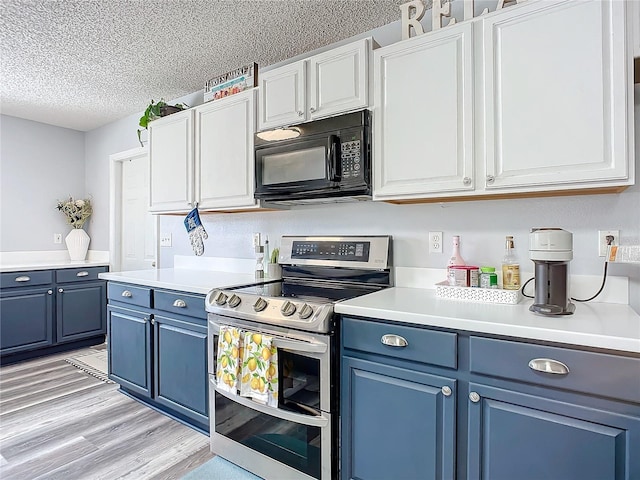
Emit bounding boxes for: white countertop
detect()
[1,259,109,273]
[335,287,640,354]
[99,268,261,295]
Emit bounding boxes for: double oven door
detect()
[207,314,336,480]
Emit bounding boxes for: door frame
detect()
[109,146,158,272]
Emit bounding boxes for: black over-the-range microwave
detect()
[254,110,371,204]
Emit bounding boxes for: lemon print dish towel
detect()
[216,326,278,407]
[240,331,278,407]
[216,326,241,394]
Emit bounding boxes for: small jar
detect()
[480,267,498,289]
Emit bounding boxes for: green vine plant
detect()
[137,99,189,146]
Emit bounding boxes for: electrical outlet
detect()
[160,233,172,247]
[429,231,443,254]
[253,233,261,248]
[598,230,619,257]
[53,233,62,244]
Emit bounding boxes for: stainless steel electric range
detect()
[205,235,391,480]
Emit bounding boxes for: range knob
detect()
[299,303,314,319]
[227,294,241,308]
[253,297,268,312]
[281,300,297,317]
[213,291,228,306]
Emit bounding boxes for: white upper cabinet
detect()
[373,22,474,201]
[482,0,631,192]
[259,38,371,131]
[195,90,258,210]
[258,62,306,130]
[149,109,194,213]
[372,0,633,203]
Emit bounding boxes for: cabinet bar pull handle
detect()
[15,276,30,282]
[173,299,187,308]
[381,334,408,347]
[121,290,133,298]
[76,271,89,277]
[528,358,570,375]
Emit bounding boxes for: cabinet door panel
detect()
[373,23,474,200]
[0,288,53,354]
[57,282,106,342]
[258,62,306,130]
[341,356,455,480]
[467,383,640,480]
[483,0,629,189]
[149,109,194,212]
[196,91,257,209]
[309,39,368,120]
[107,307,151,397]
[154,316,208,424]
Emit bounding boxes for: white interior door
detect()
[121,154,156,271]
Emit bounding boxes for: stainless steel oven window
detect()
[262,147,326,185]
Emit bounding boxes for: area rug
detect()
[65,350,114,384]
[181,455,264,480]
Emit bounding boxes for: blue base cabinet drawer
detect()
[154,290,206,320]
[1,270,53,289]
[342,316,457,369]
[469,336,640,404]
[107,283,152,308]
[56,266,108,284]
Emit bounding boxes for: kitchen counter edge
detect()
[99,268,260,296]
[335,287,640,354]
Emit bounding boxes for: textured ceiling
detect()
[0,0,406,132]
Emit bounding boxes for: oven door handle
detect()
[209,320,327,354]
[212,382,329,428]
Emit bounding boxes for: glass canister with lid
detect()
[479,267,498,289]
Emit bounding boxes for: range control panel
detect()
[292,240,370,261]
[279,236,391,269]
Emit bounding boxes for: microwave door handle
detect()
[328,135,341,182]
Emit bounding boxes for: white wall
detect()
[0,115,86,251]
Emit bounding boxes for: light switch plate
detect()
[160,233,172,247]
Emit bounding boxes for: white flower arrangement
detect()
[57,196,92,229]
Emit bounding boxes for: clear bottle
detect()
[263,235,270,275]
[448,235,465,266]
[502,236,520,290]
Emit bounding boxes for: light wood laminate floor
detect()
[0,345,214,480]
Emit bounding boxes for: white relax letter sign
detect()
[400,0,526,38]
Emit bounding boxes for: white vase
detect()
[65,228,90,261]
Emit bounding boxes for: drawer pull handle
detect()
[15,276,30,282]
[76,271,89,277]
[121,290,133,298]
[173,299,187,308]
[381,334,408,348]
[528,358,570,375]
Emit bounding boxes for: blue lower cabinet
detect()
[0,287,54,354]
[341,356,456,480]
[153,315,208,427]
[107,306,152,397]
[57,282,106,343]
[467,382,640,480]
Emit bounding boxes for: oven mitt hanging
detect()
[184,207,208,256]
